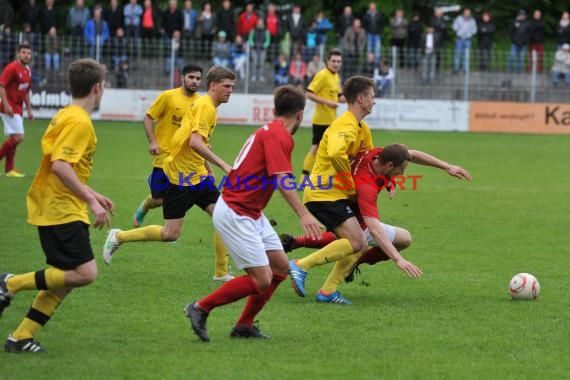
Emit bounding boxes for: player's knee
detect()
[349,236,368,253]
[13,135,24,143]
[76,265,98,286]
[397,230,412,249]
[251,274,272,291]
[151,198,163,207]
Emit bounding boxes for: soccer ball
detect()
[508,273,540,300]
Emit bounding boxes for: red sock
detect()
[235,273,287,327]
[197,275,261,313]
[5,144,18,172]
[294,231,336,249]
[0,137,17,161]
[357,247,390,266]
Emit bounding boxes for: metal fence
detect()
[3,31,569,103]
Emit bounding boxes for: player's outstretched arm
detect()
[408,149,472,181]
[189,132,232,174]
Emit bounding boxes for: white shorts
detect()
[212,196,283,269]
[364,222,396,246]
[1,113,24,135]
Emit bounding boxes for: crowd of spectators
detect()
[1,1,570,90]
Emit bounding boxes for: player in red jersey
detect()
[282,144,472,304]
[184,85,321,342]
[0,44,34,178]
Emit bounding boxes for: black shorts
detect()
[312,124,329,146]
[305,200,356,231]
[38,221,94,270]
[148,167,169,199]
[163,179,220,219]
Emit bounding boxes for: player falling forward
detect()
[184,85,321,342]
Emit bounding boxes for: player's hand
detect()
[94,192,115,216]
[300,212,322,241]
[388,187,397,200]
[28,109,34,121]
[221,162,232,174]
[148,141,160,156]
[447,165,472,181]
[4,104,14,117]
[395,258,423,278]
[89,200,111,229]
[328,101,338,108]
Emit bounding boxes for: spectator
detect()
[40,0,59,36]
[123,0,143,41]
[452,8,477,73]
[84,5,109,61]
[551,44,570,87]
[407,12,424,69]
[273,53,289,85]
[337,6,354,51]
[0,0,14,33]
[198,1,217,57]
[165,30,184,75]
[286,4,306,56]
[507,10,531,73]
[109,27,129,70]
[44,26,60,71]
[528,10,545,72]
[556,12,570,47]
[315,11,333,50]
[0,26,16,69]
[430,7,447,70]
[21,0,42,33]
[212,30,231,67]
[117,60,129,88]
[67,0,90,37]
[373,58,394,96]
[236,2,258,39]
[181,0,197,39]
[248,18,270,82]
[21,22,39,53]
[362,2,382,64]
[217,0,235,42]
[265,3,280,46]
[421,25,440,84]
[230,34,247,79]
[104,0,124,37]
[477,12,494,72]
[306,53,324,82]
[303,21,318,61]
[161,0,183,40]
[390,9,408,67]
[363,52,376,76]
[140,0,159,40]
[343,18,366,79]
[289,51,307,86]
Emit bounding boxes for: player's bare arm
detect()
[143,114,159,155]
[409,149,472,181]
[24,91,33,121]
[306,91,338,108]
[189,132,232,174]
[0,85,14,116]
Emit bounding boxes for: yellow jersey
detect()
[27,105,97,226]
[146,88,201,168]
[163,94,217,186]
[303,110,374,203]
[307,67,341,125]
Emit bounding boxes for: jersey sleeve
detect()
[307,71,323,94]
[356,183,380,220]
[328,124,357,176]
[190,102,215,140]
[264,129,293,176]
[146,92,167,120]
[50,120,93,164]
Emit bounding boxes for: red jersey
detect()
[0,61,32,115]
[222,120,294,219]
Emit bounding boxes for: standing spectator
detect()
[123,0,143,43]
[140,0,159,40]
[477,11,495,71]
[198,1,217,57]
[556,12,570,47]
[273,53,289,85]
[236,2,258,40]
[306,53,324,82]
[303,21,318,61]
[165,30,184,76]
[289,51,307,86]
[181,0,197,40]
[507,10,531,74]
[248,18,270,82]
[337,6,354,51]
[343,18,366,79]
[104,0,123,37]
[0,26,16,69]
[286,4,306,57]
[68,0,91,58]
[362,2,382,65]
[109,27,129,70]
[421,25,439,84]
[231,34,247,80]
[528,10,545,72]
[84,5,109,61]
[21,0,42,33]
[44,26,60,71]
[0,0,14,33]
[430,7,447,70]
[40,0,60,36]
[407,12,424,69]
[315,11,333,51]
[265,2,280,58]
[390,9,408,67]
[452,8,477,73]
[373,58,394,96]
[212,30,231,67]
[161,0,183,40]
[550,43,570,87]
[217,0,235,42]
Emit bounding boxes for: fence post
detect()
[169,37,175,89]
[244,48,250,94]
[530,50,537,102]
[391,45,397,98]
[463,47,470,101]
[96,35,101,63]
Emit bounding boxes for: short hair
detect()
[182,64,203,76]
[378,144,411,166]
[328,48,342,60]
[205,65,236,88]
[273,85,306,117]
[342,75,374,104]
[18,44,31,51]
[68,59,107,98]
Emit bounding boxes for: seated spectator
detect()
[289,52,307,86]
[116,60,129,88]
[274,53,289,85]
[551,44,570,87]
[373,58,394,96]
[306,53,324,83]
[231,34,247,80]
[315,11,333,49]
[363,52,376,77]
[84,6,110,60]
[44,26,60,71]
[212,30,231,67]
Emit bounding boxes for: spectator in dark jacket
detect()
[21,0,42,33]
[478,11,495,71]
[528,10,545,72]
[337,6,354,51]
[407,12,423,68]
[40,0,60,35]
[555,12,570,48]
[104,0,123,36]
[430,7,446,70]
[362,2,382,64]
[161,0,183,39]
[507,9,531,73]
[390,9,408,67]
[217,0,235,41]
[286,4,306,56]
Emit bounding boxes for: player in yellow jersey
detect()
[289,75,377,298]
[103,66,236,280]
[301,48,345,179]
[0,59,112,353]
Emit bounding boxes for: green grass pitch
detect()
[0,120,569,379]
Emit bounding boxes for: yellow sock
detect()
[321,254,360,294]
[297,239,354,271]
[12,290,62,340]
[7,268,66,294]
[213,232,229,277]
[302,152,316,175]
[117,225,162,242]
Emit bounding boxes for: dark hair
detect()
[182,64,203,76]
[342,75,374,104]
[18,44,32,51]
[205,65,236,88]
[274,85,306,117]
[378,144,411,166]
[68,59,106,98]
[328,48,342,60]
